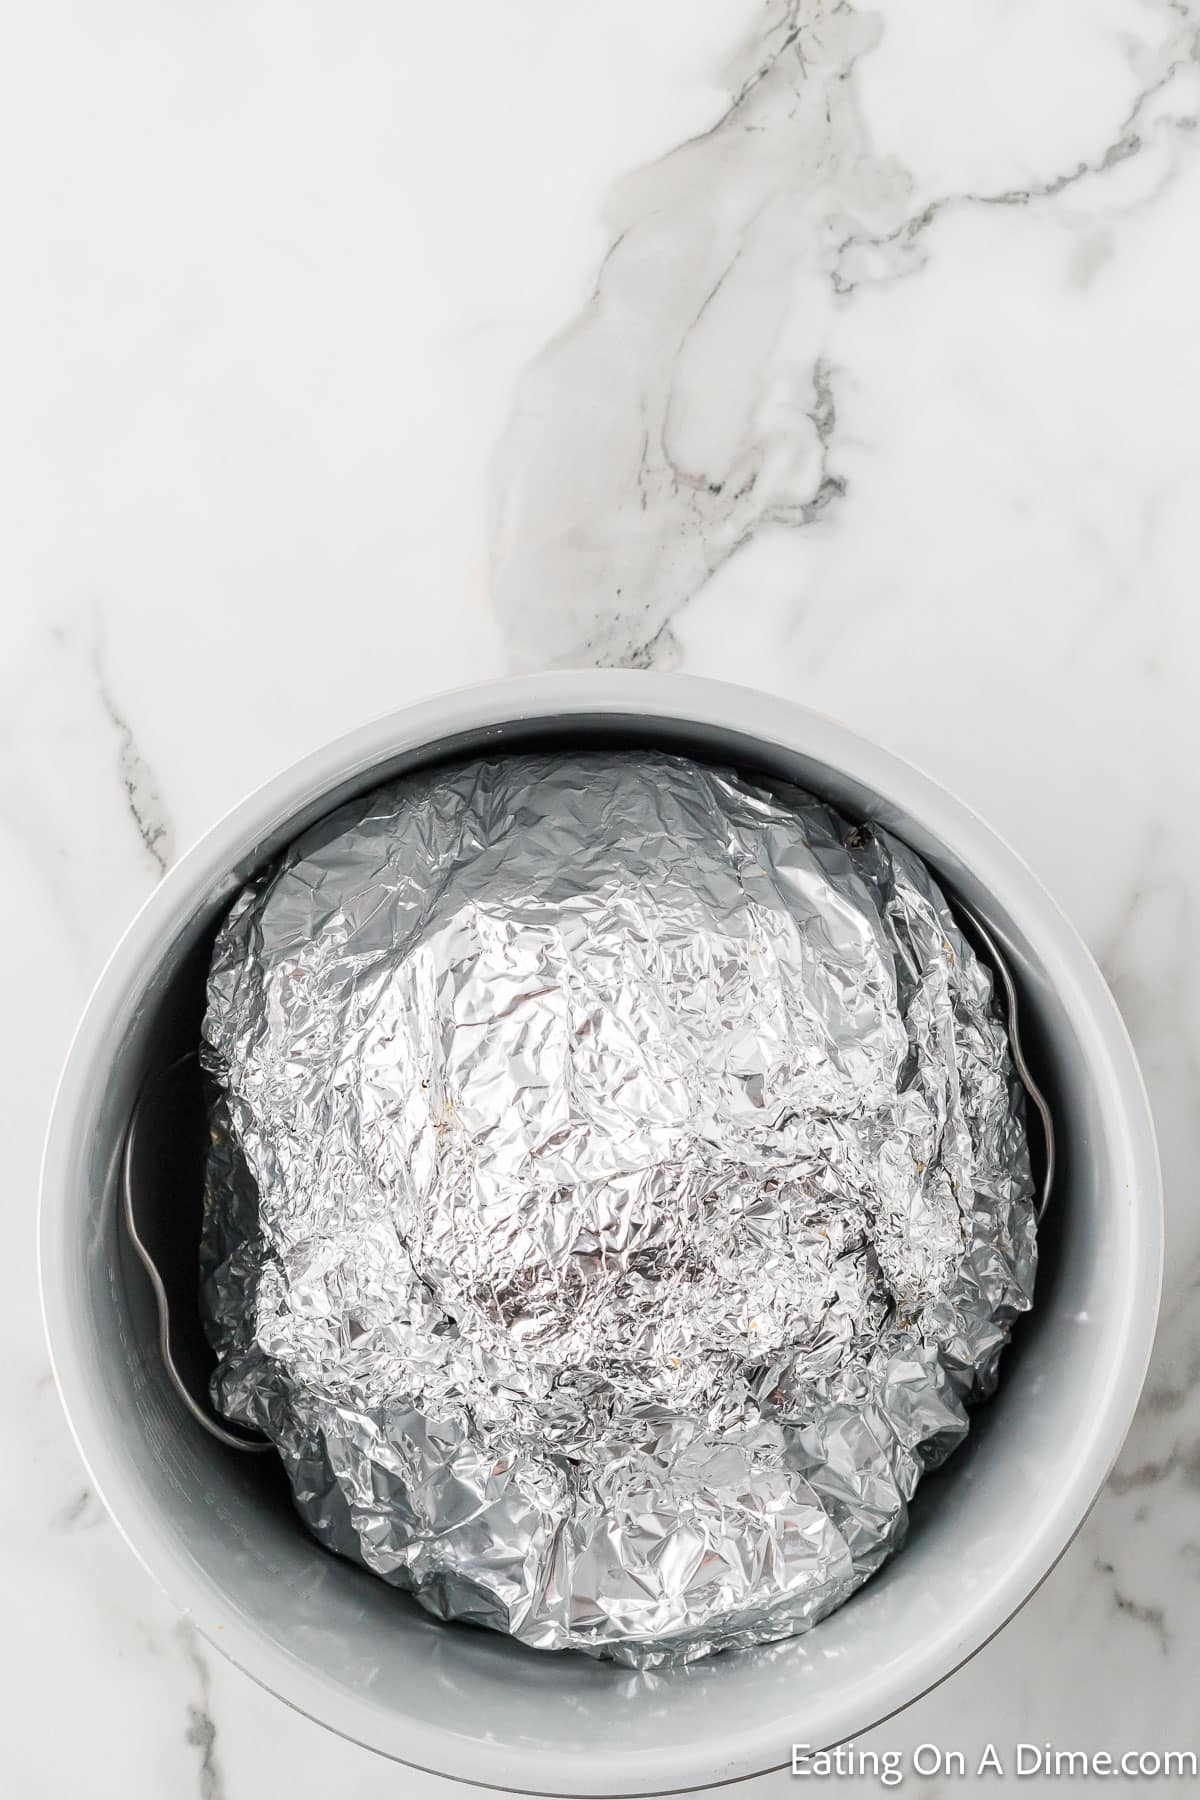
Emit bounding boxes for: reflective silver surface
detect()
[200,750,1035,1667]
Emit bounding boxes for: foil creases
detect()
[200,751,1035,1665]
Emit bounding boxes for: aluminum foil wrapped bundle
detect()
[200,750,1036,1666]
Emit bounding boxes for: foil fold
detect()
[200,750,1036,1665]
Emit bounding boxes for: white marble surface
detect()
[4,0,1199,1793]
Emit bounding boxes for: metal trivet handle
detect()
[955,900,1055,1221]
[122,1052,271,1454]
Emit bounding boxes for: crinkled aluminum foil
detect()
[200,751,1036,1666]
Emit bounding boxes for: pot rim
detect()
[39,670,1163,1795]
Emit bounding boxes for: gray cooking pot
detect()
[39,672,1161,1796]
